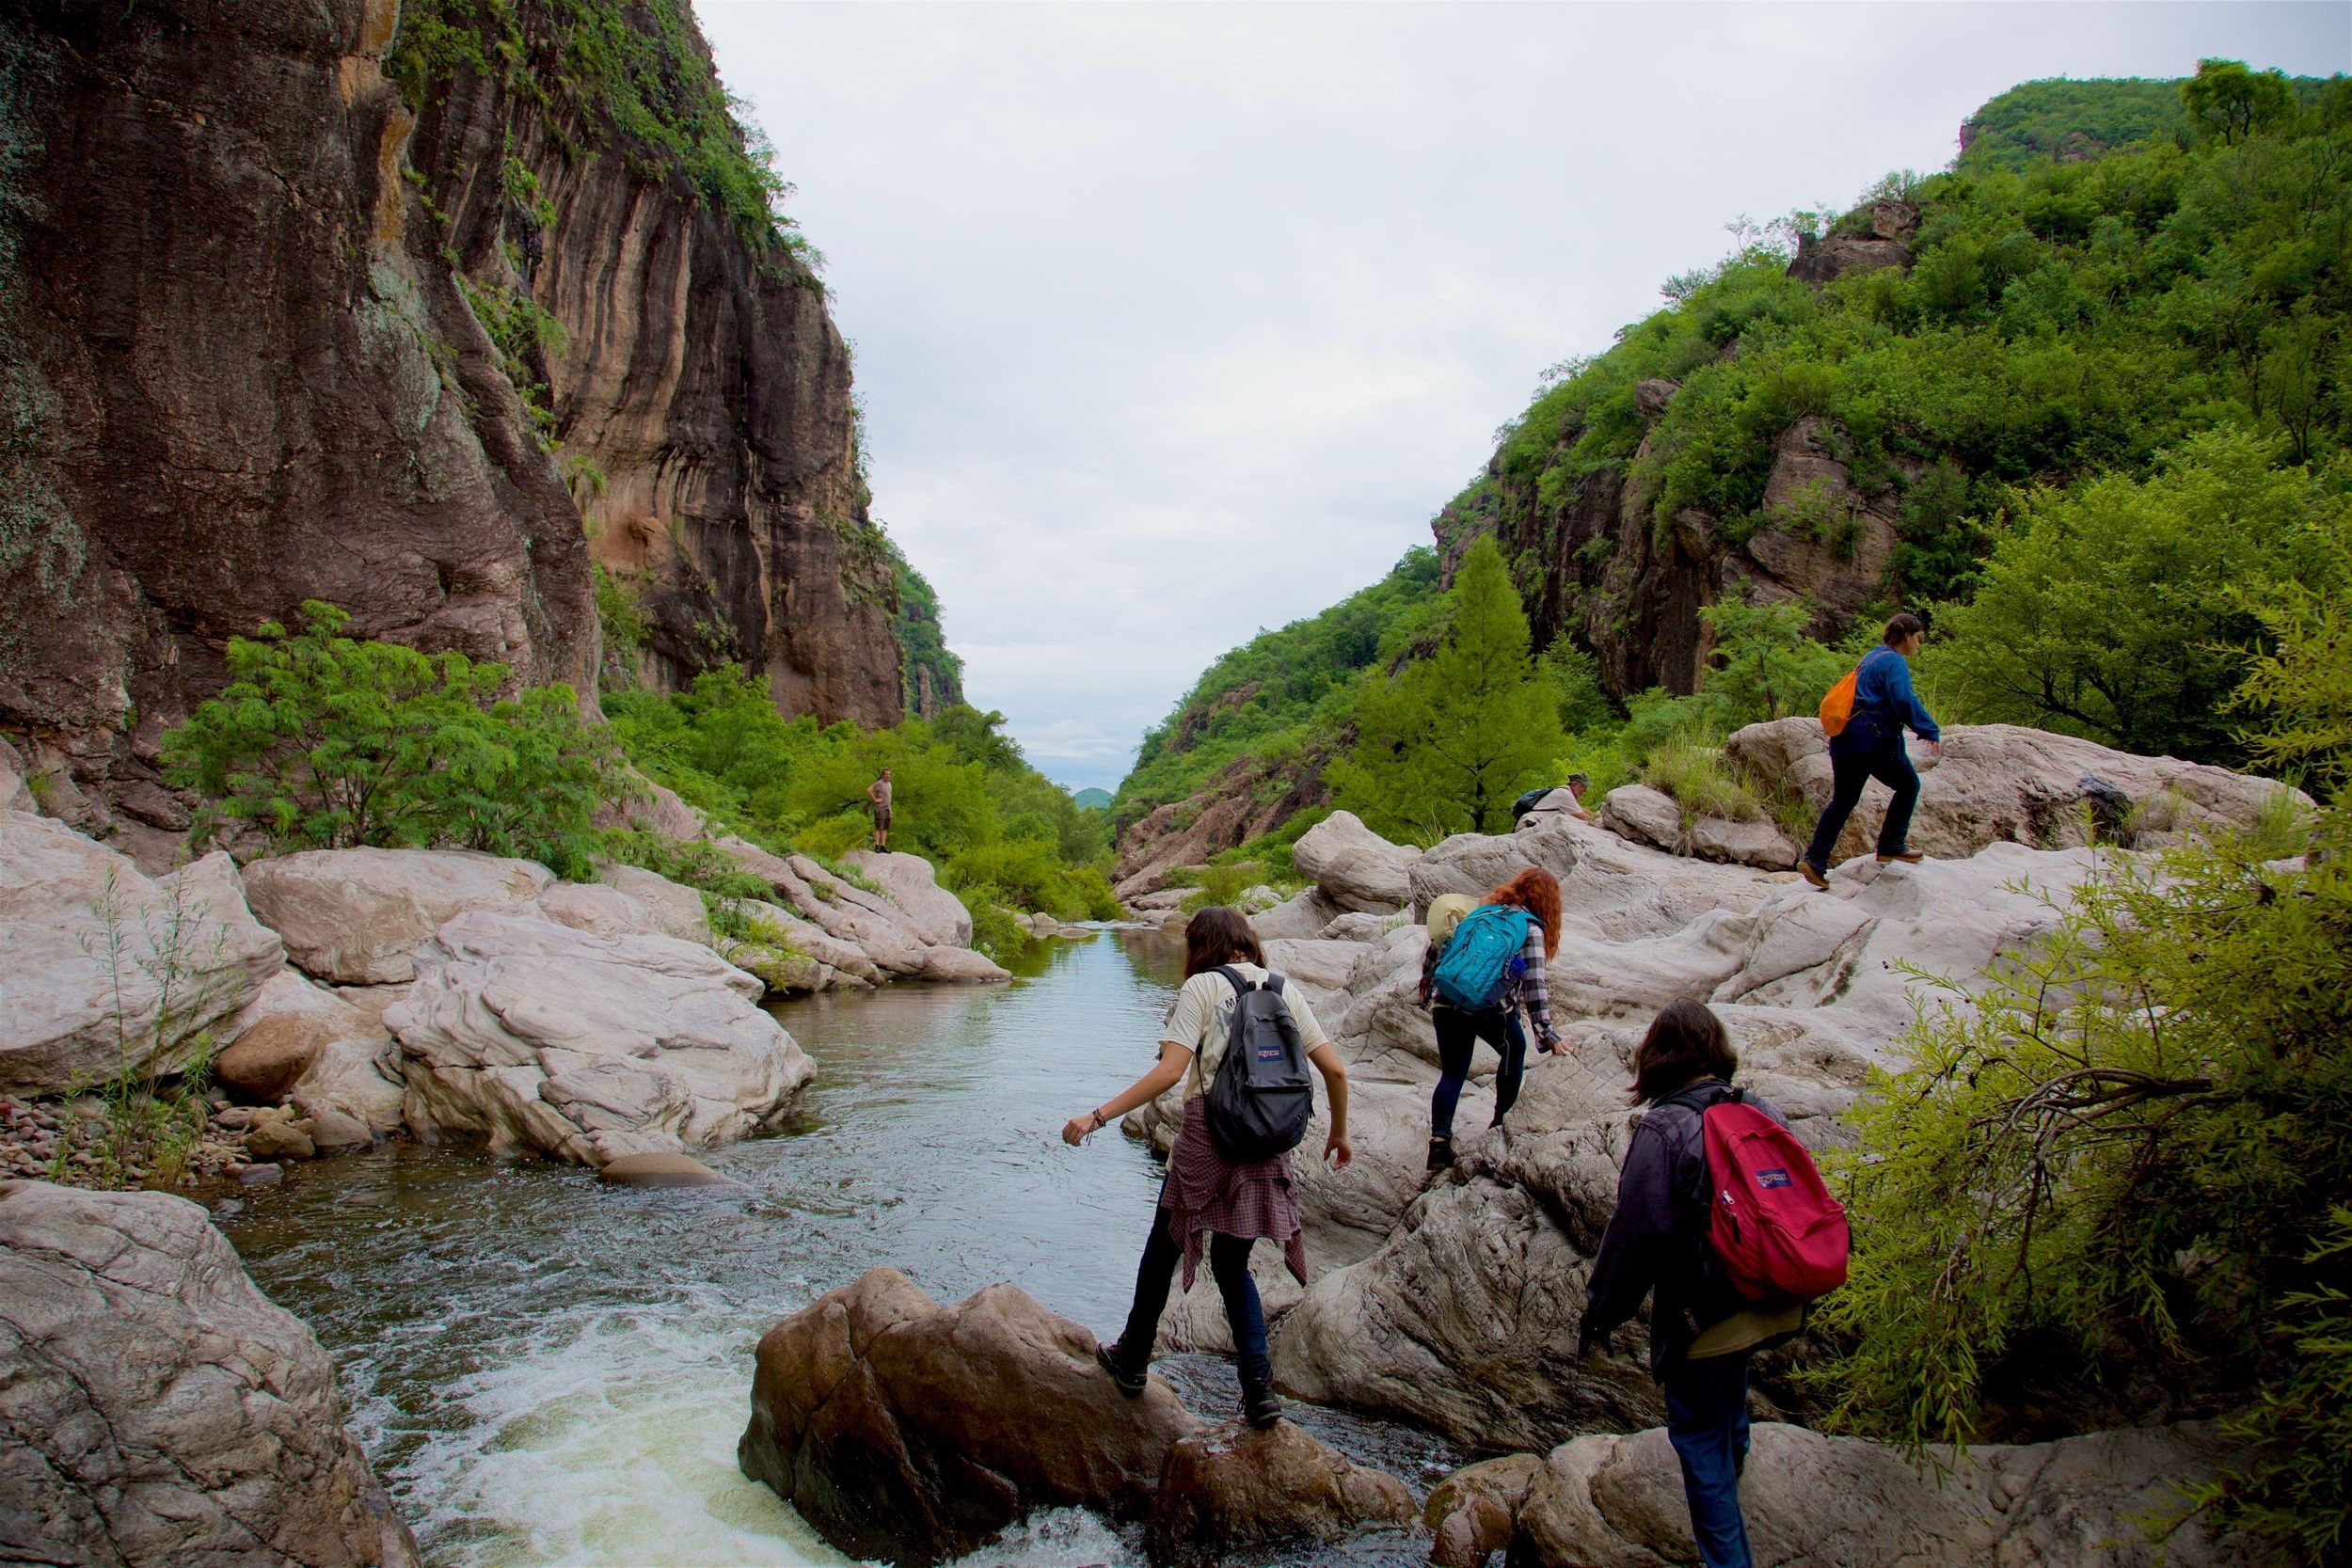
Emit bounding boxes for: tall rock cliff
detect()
[0,0,914,844]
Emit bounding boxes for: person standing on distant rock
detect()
[1579,1000,1798,1568]
[1062,906,1353,1430]
[1416,866,1563,1171]
[866,768,893,851]
[1799,612,1941,890]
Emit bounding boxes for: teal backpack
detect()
[1432,905,1534,1011]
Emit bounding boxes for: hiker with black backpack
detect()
[1578,1000,1850,1568]
[1417,866,1564,1170]
[1799,611,1941,891]
[1062,906,1352,1429]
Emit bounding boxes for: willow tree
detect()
[1328,535,1565,844]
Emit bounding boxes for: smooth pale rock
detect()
[597,863,712,943]
[739,1269,1200,1567]
[246,1118,316,1161]
[1425,1452,1541,1568]
[1147,1418,1417,1567]
[214,1014,326,1102]
[742,901,883,983]
[0,1181,421,1566]
[388,910,810,1167]
[1511,1419,2260,1568]
[1598,784,1682,850]
[1292,810,1420,913]
[596,1151,738,1187]
[841,850,974,947]
[242,847,551,985]
[0,815,282,1094]
[230,970,405,1132]
[1251,886,1344,942]
[536,867,712,947]
[916,944,1011,983]
[1407,820,1580,918]
[305,1108,375,1155]
[722,941,832,995]
[1726,718,2307,863]
[1688,813,1799,869]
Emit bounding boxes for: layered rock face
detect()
[1,0,597,825]
[399,0,904,725]
[737,1268,1416,1568]
[0,1180,421,1567]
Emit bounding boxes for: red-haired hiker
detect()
[1417,866,1564,1169]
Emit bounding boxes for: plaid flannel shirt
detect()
[1419,920,1559,1047]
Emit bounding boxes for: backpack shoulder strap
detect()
[1263,974,1285,996]
[1214,964,1257,996]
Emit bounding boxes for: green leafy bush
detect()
[162,602,619,877]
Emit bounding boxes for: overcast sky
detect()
[701,1,2349,793]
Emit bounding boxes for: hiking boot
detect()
[1426,1135,1454,1172]
[1241,1380,1283,1430]
[1799,861,1831,891]
[1876,849,1924,864]
[1095,1340,1147,1397]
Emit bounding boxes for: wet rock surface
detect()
[1148,1418,1417,1567]
[0,1180,421,1567]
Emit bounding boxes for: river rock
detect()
[1424,1452,1541,1568]
[536,869,710,946]
[305,1108,376,1156]
[1147,1418,1416,1567]
[0,814,283,1095]
[1725,718,2305,863]
[917,944,1011,982]
[1598,784,1682,850]
[246,1117,316,1161]
[596,1151,738,1187]
[1406,819,1581,918]
[841,850,975,946]
[243,848,552,984]
[1688,812,1800,869]
[214,1014,327,1103]
[739,1268,1200,1566]
[1511,1418,2257,1567]
[388,910,811,1166]
[0,1181,421,1566]
[1251,886,1344,942]
[1292,810,1420,913]
[227,970,406,1132]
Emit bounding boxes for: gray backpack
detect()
[1201,967,1313,1163]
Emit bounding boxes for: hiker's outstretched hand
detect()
[1325,1132,1353,1170]
[1061,1113,1098,1147]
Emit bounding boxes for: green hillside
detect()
[1956,76,2187,170]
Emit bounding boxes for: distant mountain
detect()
[1072,788,1113,811]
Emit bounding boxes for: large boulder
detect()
[0,1181,420,1567]
[223,972,406,1132]
[1725,719,2303,864]
[1249,886,1344,942]
[387,910,811,1166]
[712,839,1001,982]
[1291,810,1420,914]
[1424,1452,1541,1568]
[739,1269,1199,1566]
[1407,819,1581,918]
[840,850,975,947]
[535,864,711,946]
[1511,1419,2259,1568]
[0,813,282,1094]
[1147,1418,1416,1567]
[242,848,551,985]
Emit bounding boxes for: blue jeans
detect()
[1663,1352,1755,1568]
[1430,1007,1529,1138]
[1804,738,1919,871]
[1116,1207,1269,1390]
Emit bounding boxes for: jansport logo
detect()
[1256,1045,1284,1061]
[1756,1168,1793,1189]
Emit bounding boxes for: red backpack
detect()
[1670,1087,1850,1304]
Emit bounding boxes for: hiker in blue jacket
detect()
[1800,612,1941,890]
[1581,1000,1796,1568]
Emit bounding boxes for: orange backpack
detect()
[1819,667,1860,736]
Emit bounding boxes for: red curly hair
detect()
[1483,867,1562,958]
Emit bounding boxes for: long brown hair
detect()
[1183,906,1265,977]
[1629,999,1738,1105]
[1483,867,1562,958]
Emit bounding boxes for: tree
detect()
[2181,58,2295,145]
[1698,597,1851,724]
[1932,432,2352,765]
[1328,536,1566,843]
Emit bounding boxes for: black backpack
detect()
[1200,966,1314,1163]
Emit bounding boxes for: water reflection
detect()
[218,929,1457,1567]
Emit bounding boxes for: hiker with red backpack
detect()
[1800,611,1941,891]
[1416,866,1565,1170]
[1579,999,1849,1568]
[1062,906,1353,1429]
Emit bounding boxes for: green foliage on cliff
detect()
[1328,537,1565,842]
[161,602,620,876]
[605,669,1118,925]
[887,540,965,717]
[1955,76,2187,171]
[1114,546,1443,827]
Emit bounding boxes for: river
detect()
[215,929,1461,1567]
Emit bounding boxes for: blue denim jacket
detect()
[1833,645,1940,757]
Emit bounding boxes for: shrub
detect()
[162,602,621,877]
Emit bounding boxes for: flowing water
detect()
[216,929,1462,1567]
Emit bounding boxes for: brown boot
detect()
[1876,850,1924,864]
[1800,861,1831,891]
[1426,1135,1454,1171]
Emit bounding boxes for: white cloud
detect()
[701,0,2348,790]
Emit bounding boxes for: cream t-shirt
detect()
[1159,962,1331,1098]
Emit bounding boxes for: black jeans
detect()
[1803,739,1919,871]
[1430,1006,1529,1139]
[1663,1352,1755,1568]
[1116,1207,1269,1390]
